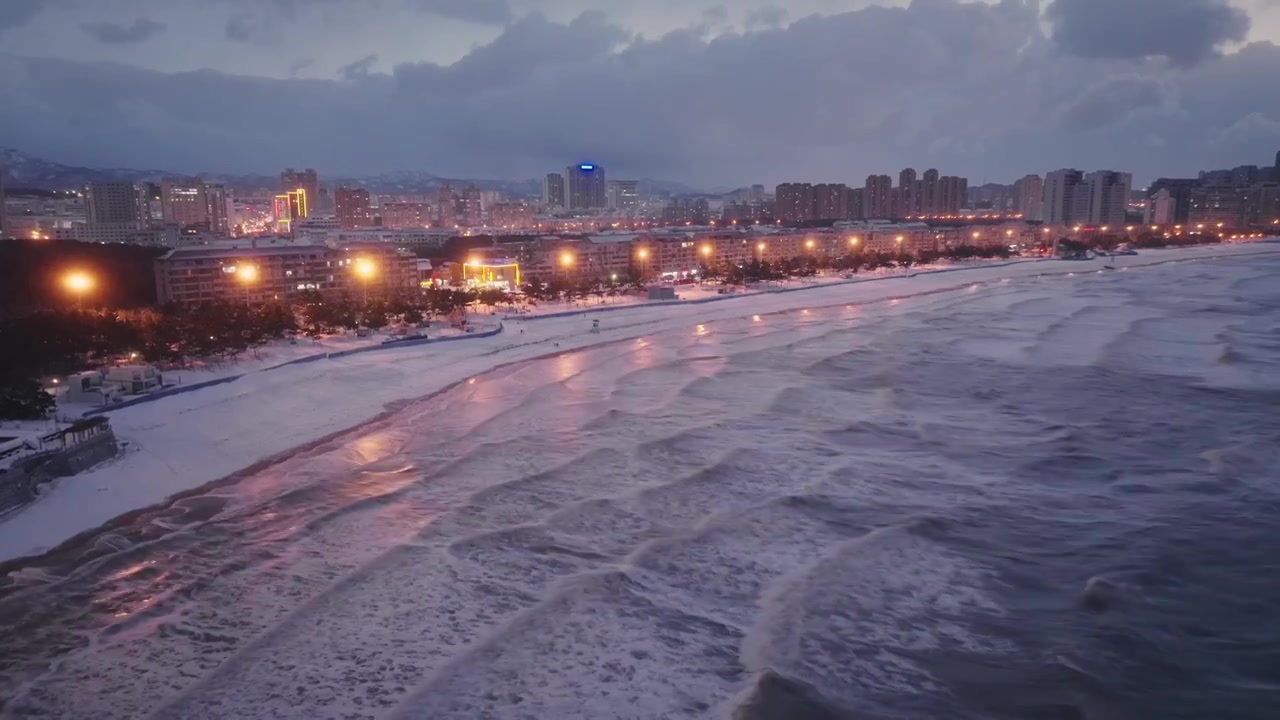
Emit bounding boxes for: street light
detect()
[63,270,94,309]
[849,236,860,247]
[805,238,816,250]
[236,265,258,283]
[353,257,377,304]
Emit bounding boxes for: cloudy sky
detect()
[1,0,1279,188]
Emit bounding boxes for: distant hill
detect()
[0,149,701,198]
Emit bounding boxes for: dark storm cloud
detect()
[81,18,166,44]
[224,14,255,42]
[744,6,788,30]
[338,54,379,79]
[0,0,52,32]
[1061,76,1167,131]
[0,0,1277,186]
[1046,0,1251,66]
[412,0,513,25]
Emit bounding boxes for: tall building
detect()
[606,180,640,212]
[435,185,457,227]
[335,187,373,230]
[280,168,319,218]
[864,175,892,218]
[1013,174,1044,221]
[1085,171,1132,225]
[564,163,606,210]
[161,177,211,229]
[0,164,6,238]
[897,168,917,218]
[205,184,230,235]
[775,183,815,224]
[86,182,146,228]
[813,183,850,221]
[272,189,307,233]
[1189,186,1247,227]
[543,173,565,208]
[1043,169,1091,226]
[459,186,482,227]
[380,202,431,229]
[921,168,939,216]
[1143,189,1176,225]
[1147,178,1198,224]
[938,176,968,215]
[849,187,865,220]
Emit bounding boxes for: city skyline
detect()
[2,0,1279,186]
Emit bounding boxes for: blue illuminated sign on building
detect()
[579,164,596,171]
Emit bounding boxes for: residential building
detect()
[435,185,457,227]
[938,176,968,216]
[459,186,482,227]
[490,202,535,229]
[864,175,892,219]
[543,173,565,208]
[921,168,939,216]
[1189,186,1247,227]
[161,177,213,230]
[86,182,146,228]
[813,183,850,221]
[1147,178,1199,224]
[564,163,606,210]
[380,202,431,229]
[154,241,417,305]
[606,180,640,212]
[1085,171,1132,226]
[1043,169,1091,226]
[1248,183,1280,225]
[335,187,373,230]
[897,168,917,218]
[775,183,815,224]
[1013,174,1044,221]
[1143,189,1177,225]
[280,168,319,218]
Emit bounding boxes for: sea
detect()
[0,251,1277,719]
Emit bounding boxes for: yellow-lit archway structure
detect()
[462,259,521,290]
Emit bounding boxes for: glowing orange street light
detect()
[895,235,904,244]
[353,257,377,303]
[701,245,713,257]
[756,241,766,257]
[560,251,575,267]
[236,264,258,283]
[849,236,860,247]
[804,238,816,251]
[63,270,94,309]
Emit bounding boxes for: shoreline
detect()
[1,242,1277,564]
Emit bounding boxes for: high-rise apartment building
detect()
[1013,174,1044,221]
[849,188,865,220]
[564,163,606,210]
[897,168,917,218]
[775,183,815,224]
[1043,169,1091,226]
[435,185,457,227]
[280,168,319,218]
[1085,171,1132,226]
[161,177,210,229]
[864,175,893,219]
[335,187,373,230]
[921,168,940,216]
[205,184,229,235]
[459,186,482,227]
[938,176,968,216]
[1143,189,1177,225]
[1147,178,1198,224]
[813,184,850,221]
[86,182,146,228]
[543,173,565,208]
[606,180,640,212]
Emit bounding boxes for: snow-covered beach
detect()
[0,243,1274,561]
